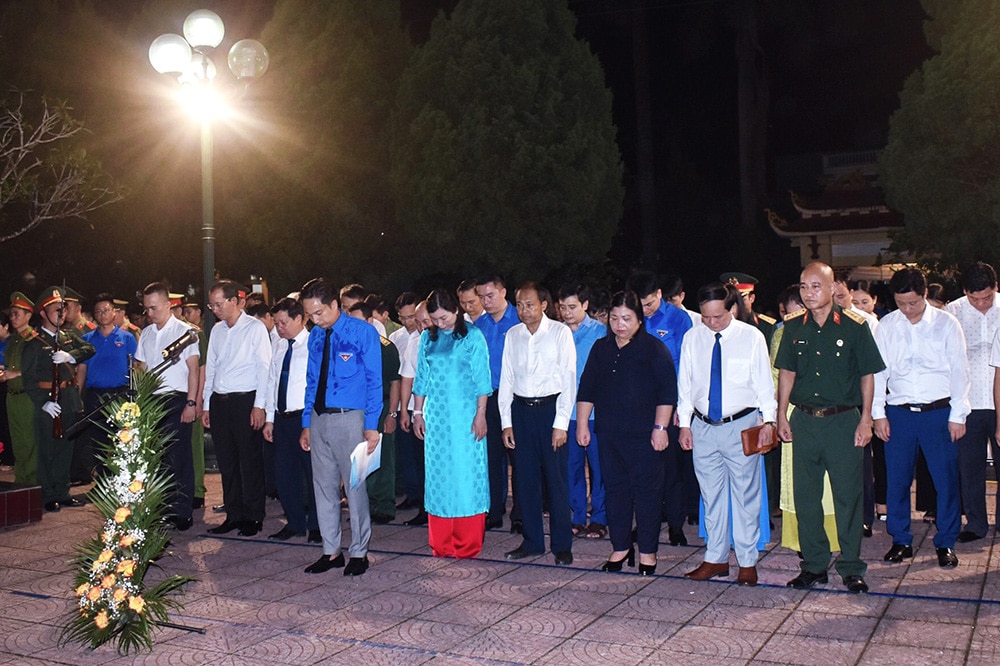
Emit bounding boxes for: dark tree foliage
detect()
[880,0,1000,271]
[389,0,623,283]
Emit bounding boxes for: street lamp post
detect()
[148,9,269,326]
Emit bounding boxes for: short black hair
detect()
[696,282,737,309]
[271,297,303,319]
[245,302,270,318]
[625,271,659,299]
[516,281,551,309]
[557,282,591,305]
[475,273,506,290]
[457,279,477,294]
[394,291,418,310]
[93,292,116,310]
[348,301,374,320]
[608,290,644,324]
[340,283,367,304]
[142,282,170,299]
[927,283,947,304]
[365,293,389,315]
[663,275,685,300]
[889,267,927,297]
[961,261,997,293]
[777,284,803,312]
[300,278,338,306]
[210,279,241,301]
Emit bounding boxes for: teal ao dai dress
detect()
[413,326,493,518]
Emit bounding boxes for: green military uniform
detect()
[774,303,884,579]
[5,292,39,485]
[367,334,401,520]
[22,287,96,507]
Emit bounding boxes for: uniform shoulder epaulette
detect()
[20,328,38,341]
[380,335,392,347]
[757,313,777,325]
[842,309,867,325]
[783,308,806,322]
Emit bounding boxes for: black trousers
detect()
[161,392,195,521]
[600,429,665,554]
[486,392,520,522]
[956,409,997,535]
[210,391,265,523]
[660,424,692,528]
[511,400,571,553]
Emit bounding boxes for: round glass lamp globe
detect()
[183,9,225,49]
[149,33,192,74]
[228,39,270,79]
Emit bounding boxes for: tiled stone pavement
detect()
[1,474,997,665]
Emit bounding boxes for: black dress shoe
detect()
[510,519,524,534]
[957,530,982,543]
[601,547,635,572]
[554,551,573,565]
[304,553,345,573]
[307,529,322,543]
[687,513,698,526]
[504,546,542,560]
[207,519,240,534]
[344,556,370,576]
[61,497,86,508]
[668,527,687,546]
[396,497,419,510]
[404,509,428,526]
[485,517,503,530]
[863,524,873,538]
[171,517,193,531]
[44,501,60,512]
[238,521,263,537]
[371,513,394,525]
[786,570,828,589]
[212,504,226,513]
[883,543,913,563]
[192,497,205,510]
[843,575,869,594]
[937,547,959,568]
[268,527,305,541]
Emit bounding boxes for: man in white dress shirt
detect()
[874,268,969,568]
[135,282,201,531]
[262,297,320,542]
[678,283,776,586]
[201,279,272,537]
[499,282,577,564]
[947,262,1000,542]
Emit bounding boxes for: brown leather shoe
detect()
[737,566,758,586]
[684,561,729,580]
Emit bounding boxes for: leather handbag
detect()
[741,424,779,456]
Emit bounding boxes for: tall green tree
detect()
[390,0,623,282]
[880,0,1000,270]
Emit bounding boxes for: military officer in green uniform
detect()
[775,262,884,594]
[62,287,97,336]
[21,287,95,512]
[4,292,40,484]
[113,299,142,342]
[721,272,777,347]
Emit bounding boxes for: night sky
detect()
[0,0,932,305]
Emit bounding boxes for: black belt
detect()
[795,404,855,418]
[514,394,559,407]
[316,407,354,414]
[694,407,756,425]
[216,391,254,399]
[279,409,303,419]
[894,398,950,413]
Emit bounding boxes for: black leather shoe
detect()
[883,544,913,563]
[304,553,345,573]
[668,527,687,546]
[843,575,869,594]
[937,547,959,568]
[238,521,263,537]
[207,520,240,535]
[396,497,419,510]
[171,517,193,531]
[212,504,226,513]
[371,513,394,525]
[192,497,205,509]
[786,570,828,589]
[687,513,698,526]
[485,517,503,530]
[344,556,370,576]
[510,519,524,534]
[44,501,60,512]
[268,527,305,541]
[62,497,86,508]
[504,547,542,560]
[404,509,428,526]
[307,529,322,543]
[554,551,573,565]
[957,530,982,543]
[863,524,873,538]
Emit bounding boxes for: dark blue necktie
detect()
[708,332,722,421]
[277,338,294,414]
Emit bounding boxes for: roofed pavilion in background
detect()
[766,150,911,276]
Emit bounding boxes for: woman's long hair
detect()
[426,288,468,341]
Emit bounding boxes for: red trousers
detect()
[428,514,485,558]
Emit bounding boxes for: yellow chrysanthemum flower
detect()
[128,596,145,614]
[94,611,109,629]
[101,574,116,589]
[128,479,143,493]
[113,507,131,524]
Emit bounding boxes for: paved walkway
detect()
[1,472,997,665]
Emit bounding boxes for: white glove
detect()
[42,401,62,418]
[51,350,75,364]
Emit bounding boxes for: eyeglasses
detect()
[207,299,232,311]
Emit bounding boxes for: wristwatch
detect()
[186,400,197,407]
[388,411,399,418]
[652,424,667,431]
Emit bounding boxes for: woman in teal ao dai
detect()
[412,289,493,558]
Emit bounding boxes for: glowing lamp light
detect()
[188,54,218,81]
[228,39,270,80]
[148,34,192,74]
[183,9,225,49]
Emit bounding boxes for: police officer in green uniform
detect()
[21,287,95,511]
[775,262,884,594]
[4,292,40,484]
